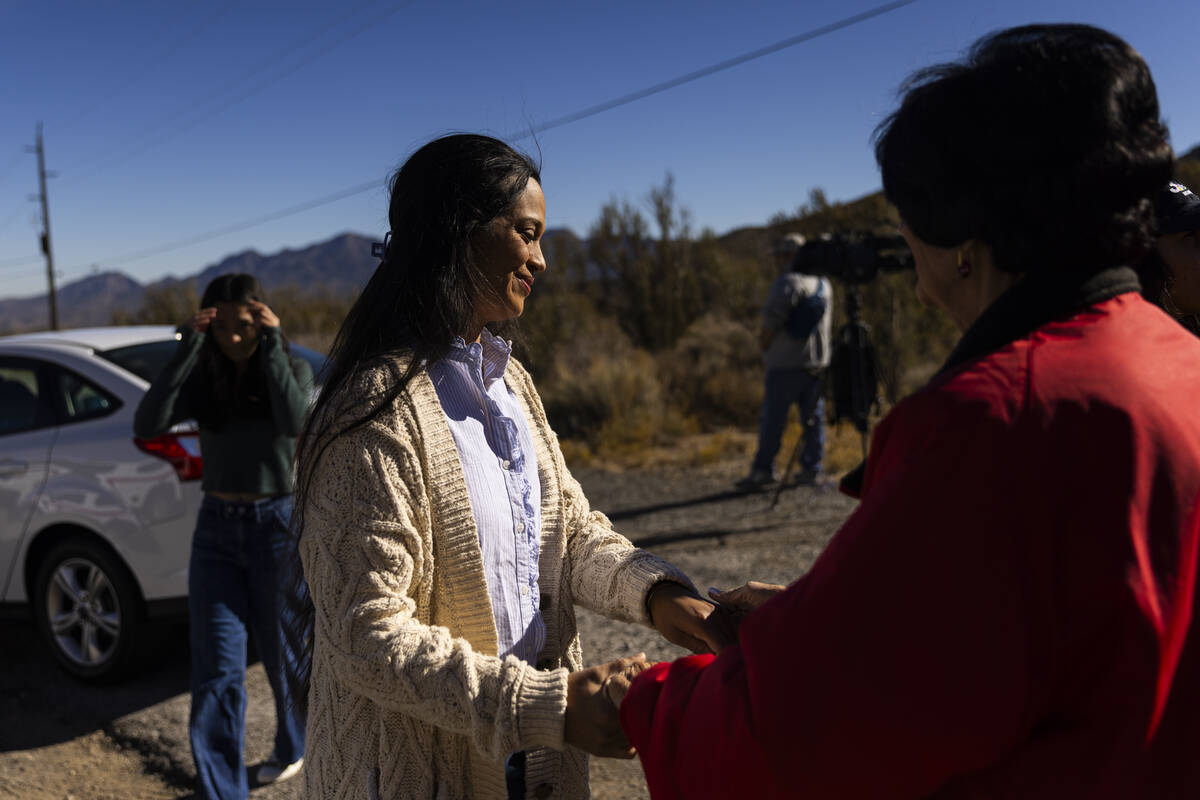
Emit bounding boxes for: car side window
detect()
[98,339,181,383]
[0,362,55,436]
[55,368,118,422]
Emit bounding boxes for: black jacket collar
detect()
[839,266,1141,496]
[935,265,1141,380]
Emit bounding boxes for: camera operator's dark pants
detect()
[751,366,825,476]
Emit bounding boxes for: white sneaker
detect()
[256,756,303,784]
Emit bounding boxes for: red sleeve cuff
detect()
[620,654,717,799]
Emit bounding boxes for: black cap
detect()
[1159,181,1200,234]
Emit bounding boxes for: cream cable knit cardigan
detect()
[299,355,693,800]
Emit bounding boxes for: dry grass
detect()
[563,427,756,472]
[562,409,882,477]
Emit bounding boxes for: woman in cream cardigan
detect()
[291,134,717,800]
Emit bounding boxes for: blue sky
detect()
[1,0,1197,301]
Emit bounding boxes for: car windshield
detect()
[99,339,328,385]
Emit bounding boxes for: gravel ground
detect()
[0,458,855,799]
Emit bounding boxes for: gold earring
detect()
[957,250,971,277]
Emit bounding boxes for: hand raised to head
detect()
[564,654,648,759]
[247,299,280,329]
[187,307,218,333]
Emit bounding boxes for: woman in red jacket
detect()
[617,24,1200,799]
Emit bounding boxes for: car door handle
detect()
[0,460,28,478]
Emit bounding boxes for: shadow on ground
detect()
[0,618,190,753]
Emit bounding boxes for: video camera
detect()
[791,232,913,284]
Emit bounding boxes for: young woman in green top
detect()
[134,273,312,799]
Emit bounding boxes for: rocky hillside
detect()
[0,232,380,334]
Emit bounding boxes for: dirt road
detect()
[0,459,855,799]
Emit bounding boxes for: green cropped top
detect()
[133,326,314,496]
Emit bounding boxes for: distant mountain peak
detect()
[3,227,584,334]
[0,233,379,334]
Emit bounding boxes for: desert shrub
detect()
[113,281,351,357]
[112,282,199,325]
[537,310,635,441]
[583,174,764,353]
[661,312,763,428]
[538,313,691,451]
[268,286,352,349]
[513,286,599,385]
[589,349,695,454]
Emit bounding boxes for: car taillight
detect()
[134,433,203,482]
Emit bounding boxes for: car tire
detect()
[32,537,143,683]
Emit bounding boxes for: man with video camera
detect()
[737,232,833,490]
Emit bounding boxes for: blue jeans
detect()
[506,750,526,799]
[751,367,825,476]
[189,495,307,800]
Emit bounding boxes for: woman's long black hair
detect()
[284,133,541,713]
[194,273,287,428]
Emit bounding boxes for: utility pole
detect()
[31,122,58,330]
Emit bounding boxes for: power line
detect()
[56,0,916,281]
[60,0,404,184]
[0,265,70,282]
[517,0,918,137]
[59,180,379,275]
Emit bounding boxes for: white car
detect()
[0,326,325,681]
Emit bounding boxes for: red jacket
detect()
[622,282,1200,798]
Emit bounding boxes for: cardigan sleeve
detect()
[620,389,1046,799]
[557,464,697,626]
[300,416,568,759]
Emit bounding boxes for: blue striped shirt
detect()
[427,332,545,663]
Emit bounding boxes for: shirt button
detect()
[515,520,525,533]
[521,585,529,596]
[501,459,511,470]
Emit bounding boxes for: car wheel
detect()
[32,537,143,683]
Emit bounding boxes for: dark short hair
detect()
[200,272,264,308]
[874,24,1173,275]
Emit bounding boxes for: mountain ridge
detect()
[0,229,579,334]
[0,231,378,333]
